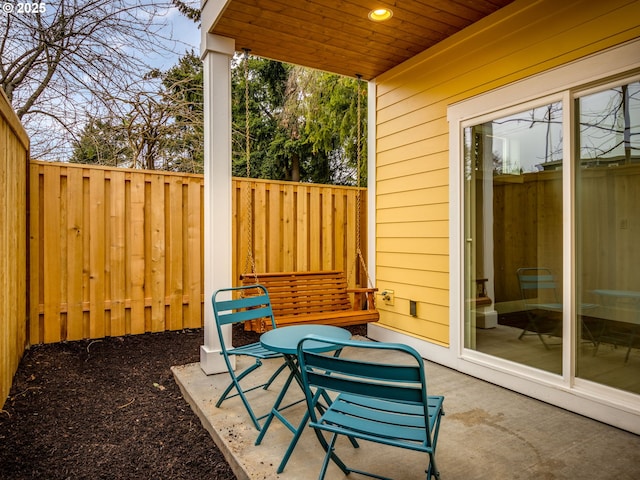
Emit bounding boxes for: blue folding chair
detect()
[212,285,287,431]
[297,336,445,480]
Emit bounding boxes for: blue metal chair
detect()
[212,285,287,431]
[297,336,445,480]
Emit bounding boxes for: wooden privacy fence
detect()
[29,161,205,344]
[29,164,368,344]
[1,90,29,408]
[232,178,368,284]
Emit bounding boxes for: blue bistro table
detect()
[255,324,351,473]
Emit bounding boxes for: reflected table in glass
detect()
[592,289,640,362]
[255,324,351,473]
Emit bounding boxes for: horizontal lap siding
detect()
[374,0,640,344]
[1,91,28,408]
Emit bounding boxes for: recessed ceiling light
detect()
[368,8,393,22]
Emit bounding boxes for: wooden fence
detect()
[1,90,29,408]
[232,178,368,283]
[28,163,368,345]
[29,161,205,344]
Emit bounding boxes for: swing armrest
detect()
[347,287,378,311]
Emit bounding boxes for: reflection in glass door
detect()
[464,103,564,374]
[576,81,640,394]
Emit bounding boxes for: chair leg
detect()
[215,359,262,408]
[312,428,351,478]
[519,314,551,349]
[264,360,288,390]
[255,367,298,444]
[317,432,341,480]
[426,453,440,480]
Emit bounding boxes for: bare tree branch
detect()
[1,0,192,160]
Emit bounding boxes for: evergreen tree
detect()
[70,118,131,167]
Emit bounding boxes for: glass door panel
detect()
[464,103,564,374]
[576,81,640,394]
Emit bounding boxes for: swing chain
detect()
[242,49,259,286]
[349,74,374,295]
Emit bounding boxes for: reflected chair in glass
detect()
[517,268,563,348]
[212,285,287,431]
[297,335,445,480]
[517,267,596,349]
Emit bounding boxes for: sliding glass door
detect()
[463,102,564,374]
[575,80,640,393]
[463,79,640,394]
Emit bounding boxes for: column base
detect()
[199,345,232,375]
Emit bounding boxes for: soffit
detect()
[208,0,516,80]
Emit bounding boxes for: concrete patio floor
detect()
[172,336,640,480]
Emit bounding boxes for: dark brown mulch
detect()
[0,324,367,480]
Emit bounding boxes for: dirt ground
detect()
[0,324,367,480]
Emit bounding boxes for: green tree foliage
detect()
[232,56,367,186]
[72,50,365,182]
[69,118,131,167]
[160,51,204,172]
[232,55,290,179]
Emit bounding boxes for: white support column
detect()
[366,80,377,338]
[200,33,235,374]
[367,80,377,287]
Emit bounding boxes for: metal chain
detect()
[349,75,374,293]
[242,49,258,285]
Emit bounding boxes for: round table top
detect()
[260,324,351,355]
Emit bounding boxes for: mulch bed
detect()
[0,324,367,480]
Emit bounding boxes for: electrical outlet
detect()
[380,289,395,306]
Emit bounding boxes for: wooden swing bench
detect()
[239,270,379,333]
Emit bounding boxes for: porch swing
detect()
[238,52,378,332]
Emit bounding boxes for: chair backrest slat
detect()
[298,336,428,406]
[306,370,423,403]
[216,305,274,325]
[517,268,560,303]
[304,351,422,382]
[212,285,276,329]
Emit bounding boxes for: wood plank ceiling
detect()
[208,0,516,80]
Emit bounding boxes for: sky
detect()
[148,4,201,70]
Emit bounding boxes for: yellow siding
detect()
[374,0,640,344]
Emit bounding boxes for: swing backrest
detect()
[241,270,352,317]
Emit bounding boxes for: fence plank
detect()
[28,163,41,345]
[296,186,309,271]
[254,181,268,272]
[109,170,126,336]
[128,172,146,334]
[66,167,84,340]
[168,176,183,330]
[267,183,280,270]
[322,186,334,269]
[43,165,62,343]
[89,168,106,338]
[186,179,203,328]
[282,183,295,271]
[309,186,322,270]
[149,174,166,332]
